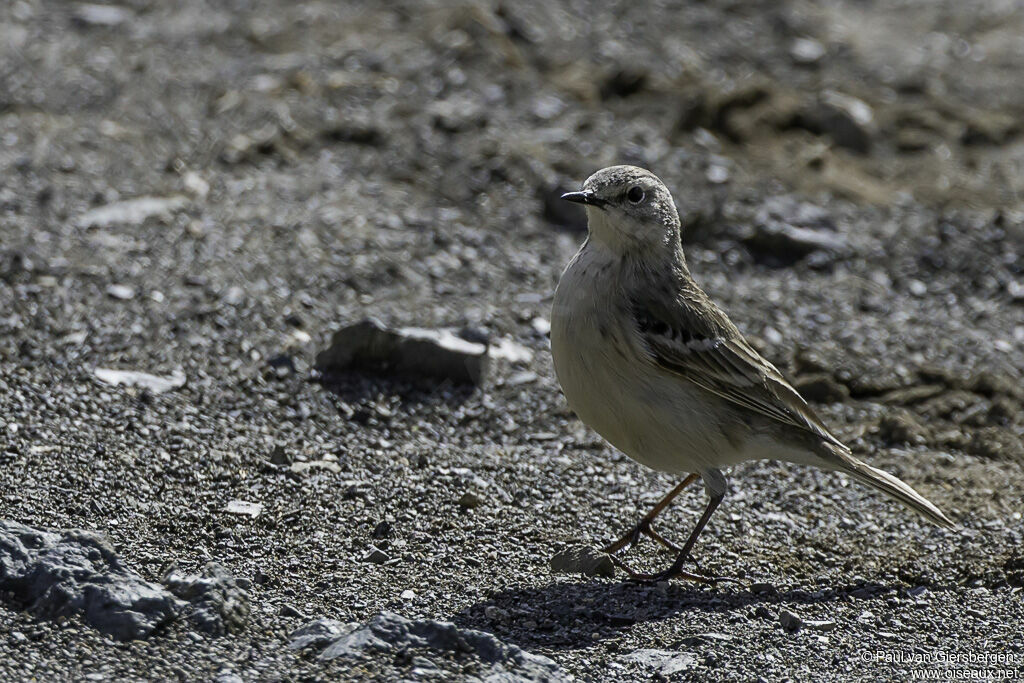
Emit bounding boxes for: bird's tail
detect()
[820,445,955,529]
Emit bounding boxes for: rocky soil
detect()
[1,0,1023,680]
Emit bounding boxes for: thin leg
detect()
[602,473,699,555]
[629,490,726,584]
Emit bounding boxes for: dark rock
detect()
[0,521,180,640]
[967,371,1019,399]
[549,545,615,578]
[163,563,250,635]
[458,491,483,509]
[315,318,488,386]
[792,92,874,153]
[960,110,1018,146]
[320,119,384,146]
[601,66,648,99]
[794,374,849,403]
[289,612,568,680]
[361,547,390,564]
[370,521,392,539]
[269,444,293,466]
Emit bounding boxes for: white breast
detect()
[550,243,735,474]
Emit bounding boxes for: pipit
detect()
[550,165,953,584]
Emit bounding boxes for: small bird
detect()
[550,165,953,583]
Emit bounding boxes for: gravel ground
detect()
[1,1,1023,681]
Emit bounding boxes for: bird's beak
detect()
[561,191,607,209]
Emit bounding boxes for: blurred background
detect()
[1,1,1023,680]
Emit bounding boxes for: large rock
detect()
[289,612,568,681]
[315,318,488,386]
[0,521,181,640]
[742,196,849,265]
[163,562,250,635]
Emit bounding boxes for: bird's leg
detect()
[629,489,729,584]
[603,473,699,556]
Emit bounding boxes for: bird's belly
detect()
[551,313,733,473]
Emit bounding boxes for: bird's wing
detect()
[630,292,847,450]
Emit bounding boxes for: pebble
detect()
[362,547,390,564]
[224,500,263,518]
[315,318,488,386]
[790,37,826,65]
[458,491,483,509]
[106,284,136,300]
[94,368,186,394]
[77,195,189,228]
[779,610,804,632]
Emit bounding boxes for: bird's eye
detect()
[627,186,645,204]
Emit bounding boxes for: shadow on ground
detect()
[453,578,912,651]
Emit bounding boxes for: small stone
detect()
[315,318,488,386]
[549,545,616,578]
[794,91,874,154]
[804,619,837,632]
[621,649,697,676]
[750,581,776,594]
[77,195,189,228]
[600,65,648,99]
[458,492,483,509]
[224,500,263,518]
[370,521,392,539]
[73,4,133,27]
[400,589,416,601]
[279,604,307,619]
[706,164,730,184]
[289,460,342,475]
[790,38,826,65]
[362,547,390,564]
[93,368,186,394]
[269,445,292,465]
[488,338,533,364]
[742,196,847,265]
[106,284,136,300]
[213,669,243,683]
[779,609,804,632]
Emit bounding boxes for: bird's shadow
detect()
[452,578,905,651]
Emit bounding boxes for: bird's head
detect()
[562,165,682,254]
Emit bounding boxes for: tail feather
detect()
[828,447,955,529]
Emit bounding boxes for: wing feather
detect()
[632,294,847,450]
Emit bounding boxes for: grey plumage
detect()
[551,165,953,575]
